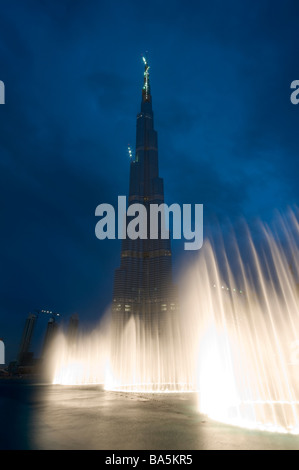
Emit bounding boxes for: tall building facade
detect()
[112,59,178,333]
[18,313,37,365]
[42,317,59,357]
[67,313,79,346]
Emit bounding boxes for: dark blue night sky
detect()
[0,0,298,363]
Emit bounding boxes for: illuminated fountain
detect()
[183,208,299,433]
[51,208,299,434]
[52,309,196,392]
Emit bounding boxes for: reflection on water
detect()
[2,383,299,450]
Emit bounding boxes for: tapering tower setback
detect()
[112,58,178,331]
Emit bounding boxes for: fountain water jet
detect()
[51,208,299,434]
[183,208,299,433]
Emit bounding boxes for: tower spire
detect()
[142,56,151,103]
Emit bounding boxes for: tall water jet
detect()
[52,310,196,392]
[182,208,299,433]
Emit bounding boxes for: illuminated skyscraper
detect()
[112,58,178,332]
